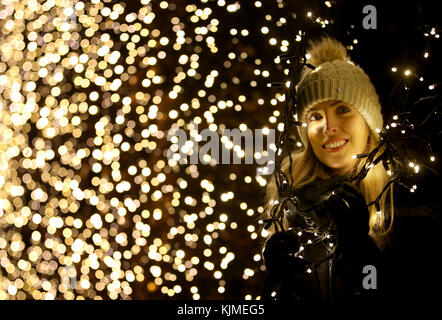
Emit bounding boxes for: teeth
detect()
[325,140,347,149]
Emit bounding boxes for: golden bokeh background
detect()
[0,0,294,300]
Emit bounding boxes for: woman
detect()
[261,36,394,301]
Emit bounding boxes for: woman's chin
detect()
[324,160,355,176]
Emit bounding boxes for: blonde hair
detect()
[263,127,394,250]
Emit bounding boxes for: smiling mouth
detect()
[323,139,349,150]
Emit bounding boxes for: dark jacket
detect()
[261,178,442,303]
[380,204,442,301]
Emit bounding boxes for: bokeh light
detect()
[0,0,297,300]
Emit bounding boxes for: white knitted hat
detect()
[295,37,383,140]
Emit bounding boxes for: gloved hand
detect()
[275,177,383,300]
[263,230,308,277]
[286,176,371,251]
[323,182,371,247]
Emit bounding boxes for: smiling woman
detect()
[306,100,370,176]
[261,36,395,302]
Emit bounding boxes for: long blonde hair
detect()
[263,128,394,250]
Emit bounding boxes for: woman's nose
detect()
[323,117,338,135]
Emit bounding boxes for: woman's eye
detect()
[337,105,350,114]
[309,113,322,121]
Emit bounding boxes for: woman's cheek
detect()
[311,136,323,153]
[307,125,320,144]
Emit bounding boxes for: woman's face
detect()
[305,100,369,175]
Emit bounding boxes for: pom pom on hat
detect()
[296,36,383,140]
[306,36,349,66]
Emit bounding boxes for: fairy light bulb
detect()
[430,155,435,162]
[375,202,381,213]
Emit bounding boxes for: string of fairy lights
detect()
[0,0,439,300]
[262,5,441,234]
[258,2,440,300]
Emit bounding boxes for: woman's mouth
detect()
[323,139,349,152]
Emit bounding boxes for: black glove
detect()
[286,175,349,232]
[279,177,384,300]
[262,230,312,301]
[323,182,371,248]
[286,176,371,252]
[263,230,308,277]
